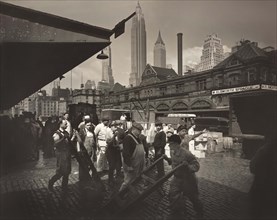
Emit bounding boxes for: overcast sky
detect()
[8,0,277,94]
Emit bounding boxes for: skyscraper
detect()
[154,31,166,68]
[102,46,114,86]
[129,2,147,87]
[195,33,224,72]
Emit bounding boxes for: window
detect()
[196,79,207,90]
[247,69,256,83]
[228,73,240,86]
[159,86,167,96]
[135,91,140,99]
[260,69,267,82]
[176,84,183,93]
[124,93,129,101]
[216,76,223,87]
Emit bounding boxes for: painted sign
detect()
[212,85,260,95]
[261,84,277,91]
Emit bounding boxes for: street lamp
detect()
[96,50,108,60]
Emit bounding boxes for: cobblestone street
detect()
[0,150,254,220]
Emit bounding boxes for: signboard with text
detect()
[212,84,277,95]
[212,85,260,95]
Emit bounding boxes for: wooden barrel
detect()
[222,137,233,149]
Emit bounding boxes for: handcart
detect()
[99,155,187,218]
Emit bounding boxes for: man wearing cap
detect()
[119,122,146,191]
[153,121,167,178]
[177,125,206,151]
[106,121,124,184]
[167,134,203,219]
[78,115,92,131]
[94,116,110,172]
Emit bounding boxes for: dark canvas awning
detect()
[0,1,133,110]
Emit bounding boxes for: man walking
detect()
[48,119,75,193]
[167,134,203,219]
[119,122,145,192]
[94,116,110,172]
[153,121,167,178]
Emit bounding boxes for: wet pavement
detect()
[0,149,254,220]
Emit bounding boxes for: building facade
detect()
[102,41,277,134]
[154,31,166,68]
[196,33,224,72]
[72,88,102,116]
[101,46,114,86]
[129,2,147,87]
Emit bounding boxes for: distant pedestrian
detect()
[43,116,58,158]
[167,134,203,219]
[94,116,110,172]
[48,119,75,193]
[63,112,72,137]
[153,121,167,178]
[120,113,127,131]
[19,116,37,161]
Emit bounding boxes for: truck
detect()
[68,103,99,129]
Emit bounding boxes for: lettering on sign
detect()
[212,85,260,95]
[261,84,277,91]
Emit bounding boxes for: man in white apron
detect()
[119,122,145,192]
[94,116,110,172]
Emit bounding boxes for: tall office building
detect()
[154,31,166,68]
[195,33,224,72]
[102,46,114,86]
[129,2,147,87]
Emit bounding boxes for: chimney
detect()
[177,33,183,76]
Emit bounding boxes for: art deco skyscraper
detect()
[154,31,166,68]
[129,2,147,87]
[102,46,114,86]
[195,33,224,72]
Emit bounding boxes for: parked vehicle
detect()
[68,103,99,129]
[194,116,229,135]
[156,113,196,129]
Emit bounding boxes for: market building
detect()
[101,40,277,137]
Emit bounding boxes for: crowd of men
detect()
[41,112,205,219]
[2,111,274,220]
[0,112,205,218]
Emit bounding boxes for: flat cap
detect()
[132,122,143,131]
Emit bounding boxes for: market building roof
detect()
[140,64,178,86]
[0,1,133,110]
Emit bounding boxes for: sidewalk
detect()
[0,150,254,220]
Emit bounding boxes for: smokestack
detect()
[177,33,183,76]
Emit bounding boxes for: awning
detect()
[0,1,134,110]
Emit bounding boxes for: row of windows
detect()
[105,71,276,103]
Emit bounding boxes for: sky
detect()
[8,0,277,94]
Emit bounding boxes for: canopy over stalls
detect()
[0,1,133,110]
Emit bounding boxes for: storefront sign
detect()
[261,84,277,91]
[212,84,260,95]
